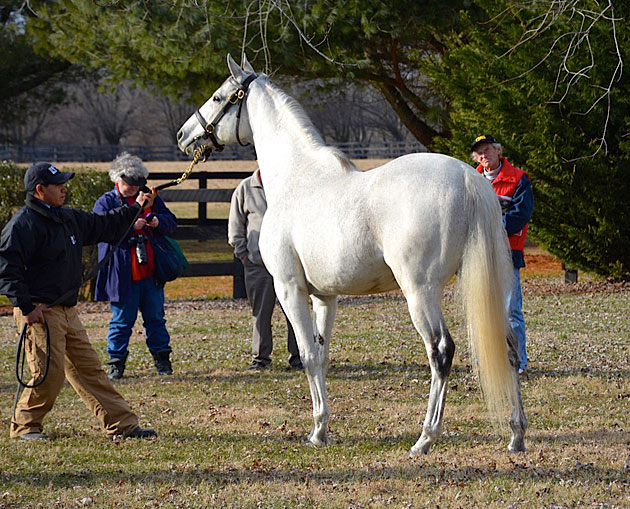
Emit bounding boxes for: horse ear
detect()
[227,54,243,81]
[241,54,255,74]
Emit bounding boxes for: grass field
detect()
[1,161,628,506]
[0,268,628,508]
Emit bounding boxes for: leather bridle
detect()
[193,73,258,153]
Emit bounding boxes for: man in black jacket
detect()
[0,162,158,441]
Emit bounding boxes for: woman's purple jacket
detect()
[92,189,177,303]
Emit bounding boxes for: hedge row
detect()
[0,161,113,232]
[0,161,114,301]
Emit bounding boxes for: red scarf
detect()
[116,184,155,281]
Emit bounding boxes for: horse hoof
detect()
[306,433,328,447]
[307,437,328,447]
[408,445,430,457]
[508,442,526,453]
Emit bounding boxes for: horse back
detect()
[262,152,474,295]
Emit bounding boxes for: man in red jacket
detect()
[471,134,534,377]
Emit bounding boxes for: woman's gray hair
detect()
[109,152,149,183]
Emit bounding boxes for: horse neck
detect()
[247,80,345,196]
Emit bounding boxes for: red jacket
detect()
[476,158,531,254]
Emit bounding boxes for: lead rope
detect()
[12,145,210,420]
[155,144,210,191]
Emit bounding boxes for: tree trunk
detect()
[375,82,439,149]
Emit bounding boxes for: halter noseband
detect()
[194,73,258,152]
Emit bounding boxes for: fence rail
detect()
[151,171,251,298]
[1,141,425,163]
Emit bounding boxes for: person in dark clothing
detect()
[0,162,158,440]
[93,152,177,379]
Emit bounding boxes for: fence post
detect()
[562,262,578,283]
[232,256,247,299]
[198,172,207,225]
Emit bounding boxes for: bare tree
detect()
[0,92,56,145]
[77,80,142,146]
[245,1,622,153]
[295,81,413,144]
[499,0,623,156]
[156,94,197,143]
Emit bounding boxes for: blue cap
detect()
[24,162,74,192]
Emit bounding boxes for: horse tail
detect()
[459,169,517,423]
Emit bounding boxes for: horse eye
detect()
[212,95,221,103]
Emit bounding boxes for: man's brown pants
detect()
[11,305,138,438]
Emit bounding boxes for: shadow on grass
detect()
[3,429,627,490]
[106,362,457,384]
[186,363,630,385]
[522,367,630,381]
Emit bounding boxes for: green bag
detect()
[152,235,189,285]
[163,236,189,270]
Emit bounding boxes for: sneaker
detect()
[18,432,48,441]
[125,427,157,439]
[247,361,268,371]
[518,368,529,381]
[288,361,304,370]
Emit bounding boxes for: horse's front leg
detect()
[274,284,336,446]
[303,294,337,445]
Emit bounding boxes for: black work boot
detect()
[106,352,128,380]
[125,427,158,439]
[149,349,173,375]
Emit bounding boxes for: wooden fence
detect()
[152,171,252,299]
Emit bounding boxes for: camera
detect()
[129,234,148,264]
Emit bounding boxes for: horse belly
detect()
[300,247,398,296]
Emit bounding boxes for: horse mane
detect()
[262,77,357,172]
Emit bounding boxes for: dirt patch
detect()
[523,246,563,275]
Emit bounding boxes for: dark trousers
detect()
[244,262,299,366]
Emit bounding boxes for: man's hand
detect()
[24,305,46,324]
[137,187,157,209]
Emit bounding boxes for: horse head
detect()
[177,54,257,157]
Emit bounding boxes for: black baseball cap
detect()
[120,174,150,193]
[471,134,498,151]
[24,162,75,192]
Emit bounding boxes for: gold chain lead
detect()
[174,144,211,186]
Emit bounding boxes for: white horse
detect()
[177,55,528,455]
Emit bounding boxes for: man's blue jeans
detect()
[107,276,170,360]
[506,267,527,372]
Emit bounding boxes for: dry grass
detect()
[0,161,627,507]
[0,272,628,508]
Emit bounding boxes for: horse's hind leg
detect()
[405,290,455,456]
[506,329,528,452]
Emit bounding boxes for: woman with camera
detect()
[93,152,177,379]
